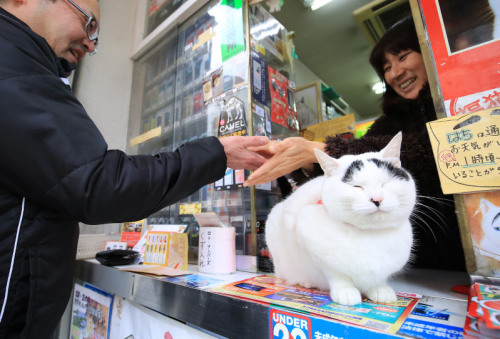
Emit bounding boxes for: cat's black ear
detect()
[381,132,402,167]
[314,149,340,177]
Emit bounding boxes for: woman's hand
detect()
[243,137,325,186]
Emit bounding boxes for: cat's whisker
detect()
[418,196,452,203]
[414,196,450,230]
[414,202,448,230]
[409,211,438,243]
[417,194,454,205]
[414,210,447,236]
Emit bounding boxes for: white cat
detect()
[479,198,500,261]
[265,132,416,306]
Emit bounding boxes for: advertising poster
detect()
[218,0,245,62]
[464,190,500,278]
[269,307,390,339]
[143,231,188,270]
[419,0,500,117]
[148,0,157,17]
[163,274,226,289]
[251,52,267,106]
[218,96,247,137]
[267,66,298,131]
[356,120,375,138]
[252,102,271,136]
[120,219,146,249]
[71,283,113,339]
[398,296,466,339]
[214,168,246,190]
[465,283,500,337]
[296,83,321,130]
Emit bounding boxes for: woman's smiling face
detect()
[383,49,428,100]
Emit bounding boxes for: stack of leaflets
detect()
[211,275,421,334]
[465,283,500,338]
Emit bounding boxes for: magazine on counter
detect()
[210,275,421,334]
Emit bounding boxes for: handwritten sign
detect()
[426,107,500,194]
[198,227,235,274]
[198,228,213,269]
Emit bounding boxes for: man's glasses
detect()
[66,0,99,55]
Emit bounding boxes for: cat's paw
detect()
[331,287,362,306]
[366,286,397,304]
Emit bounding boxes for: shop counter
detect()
[74,260,470,338]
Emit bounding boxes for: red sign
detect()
[420,0,500,113]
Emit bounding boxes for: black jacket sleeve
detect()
[0,53,226,224]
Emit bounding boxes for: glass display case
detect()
[146,0,188,36]
[127,0,299,271]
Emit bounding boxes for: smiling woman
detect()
[369,16,428,103]
[382,50,428,100]
[245,16,467,273]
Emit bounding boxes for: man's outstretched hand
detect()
[219,135,269,170]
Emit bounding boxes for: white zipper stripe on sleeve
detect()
[60,77,70,86]
[0,197,25,323]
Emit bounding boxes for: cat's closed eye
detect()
[353,185,363,189]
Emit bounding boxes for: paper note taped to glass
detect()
[426,107,500,194]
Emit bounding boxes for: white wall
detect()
[294,58,325,88]
[74,0,140,234]
[74,0,140,151]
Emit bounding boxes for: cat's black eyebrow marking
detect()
[492,212,500,225]
[342,160,364,183]
[368,158,410,181]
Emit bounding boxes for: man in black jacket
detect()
[0,0,268,337]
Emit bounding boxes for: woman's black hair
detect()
[369,16,423,107]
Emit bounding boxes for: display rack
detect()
[126,1,300,271]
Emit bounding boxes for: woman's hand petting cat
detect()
[243,137,326,186]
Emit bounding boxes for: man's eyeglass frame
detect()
[66,0,99,55]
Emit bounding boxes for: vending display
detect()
[127,1,297,270]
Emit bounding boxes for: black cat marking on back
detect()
[368,158,410,181]
[342,160,364,183]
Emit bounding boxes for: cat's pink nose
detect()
[371,197,383,207]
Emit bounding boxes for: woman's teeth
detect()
[400,78,416,89]
[72,50,79,59]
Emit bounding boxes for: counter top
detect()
[74,260,470,338]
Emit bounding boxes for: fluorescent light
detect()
[372,82,385,94]
[310,0,333,11]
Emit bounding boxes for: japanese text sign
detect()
[426,107,500,194]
